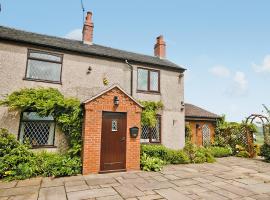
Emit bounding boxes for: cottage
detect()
[185,103,221,146]
[0,12,186,173]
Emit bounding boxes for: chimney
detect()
[82,11,94,44]
[154,35,166,58]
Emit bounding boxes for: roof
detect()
[185,103,221,119]
[0,26,185,71]
[83,84,144,108]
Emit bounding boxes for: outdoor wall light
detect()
[114,96,119,106]
[130,126,139,138]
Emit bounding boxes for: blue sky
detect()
[0,0,269,122]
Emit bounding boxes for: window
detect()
[202,124,211,147]
[19,112,56,147]
[137,68,160,92]
[25,49,63,83]
[140,116,161,143]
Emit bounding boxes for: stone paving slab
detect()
[1,157,270,199]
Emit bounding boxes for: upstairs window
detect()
[137,68,160,93]
[19,112,56,147]
[140,115,161,143]
[25,49,63,83]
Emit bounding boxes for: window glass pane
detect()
[151,117,161,142]
[19,112,55,146]
[30,52,61,62]
[112,120,118,131]
[26,59,61,82]
[22,112,54,121]
[150,71,159,91]
[138,69,148,90]
[140,125,150,143]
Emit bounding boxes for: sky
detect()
[0,0,269,122]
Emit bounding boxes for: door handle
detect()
[120,137,126,142]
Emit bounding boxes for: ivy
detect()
[0,88,83,157]
[139,101,163,127]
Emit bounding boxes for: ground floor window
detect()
[140,115,161,143]
[19,112,56,147]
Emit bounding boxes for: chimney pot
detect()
[154,35,166,58]
[82,11,94,45]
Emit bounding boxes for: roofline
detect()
[83,84,144,108]
[185,115,221,120]
[0,26,186,72]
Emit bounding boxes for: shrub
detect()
[183,142,197,162]
[0,129,81,180]
[35,152,81,177]
[141,144,190,164]
[207,146,232,158]
[141,144,169,161]
[260,143,270,162]
[167,150,190,164]
[236,151,250,158]
[140,153,164,172]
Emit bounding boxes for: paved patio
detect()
[1,157,270,200]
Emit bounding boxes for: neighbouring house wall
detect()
[0,42,185,150]
[186,120,216,146]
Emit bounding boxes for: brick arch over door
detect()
[82,85,143,174]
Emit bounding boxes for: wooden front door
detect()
[100,112,126,172]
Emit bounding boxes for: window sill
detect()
[31,145,57,149]
[140,142,161,145]
[137,90,161,95]
[23,78,62,85]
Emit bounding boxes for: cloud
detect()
[252,55,270,72]
[228,71,248,96]
[209,65,231,78]
[64,29,82,40]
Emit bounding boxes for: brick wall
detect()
[186,120,216,146]
[82,87,142,174]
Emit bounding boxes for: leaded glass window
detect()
[25,50,63,83]
[19,112,56,147]
[202,124,211,146]
[140,116,161,143]
[137,68,160,92]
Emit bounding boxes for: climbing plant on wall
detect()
[139,101,163,127]
[0,87,83,157]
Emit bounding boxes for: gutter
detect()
[125,60,134,96]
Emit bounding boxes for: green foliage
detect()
[207,146,232,158]
[140,153,164,172]
[141,142,215,171]
[166,150,190,164]
[0,88,83,157]
[141,144,169,161]
[260,143,270,162]
[140,101,163,127]
[214,116,258,156]
[235,145,250,158]
[183,142,215,163]
[185,124,192,143]
[0,129,81,180]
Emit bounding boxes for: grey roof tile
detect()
[0,26,185,71]
[185,103,221,119]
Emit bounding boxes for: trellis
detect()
[245,114,270,157]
